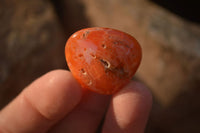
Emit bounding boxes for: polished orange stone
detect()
[65,27,142,94]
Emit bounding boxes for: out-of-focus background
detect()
[0,0,200,132]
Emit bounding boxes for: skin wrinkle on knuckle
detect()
[22,93,54,121]
[24,85,59,121]
[27,70,81,121]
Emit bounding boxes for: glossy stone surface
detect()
[65,27,142,94]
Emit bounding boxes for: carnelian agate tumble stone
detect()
[65,27,142,94]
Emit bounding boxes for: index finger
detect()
[0,70,82,133]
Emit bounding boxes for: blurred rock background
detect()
[0,0,200,132]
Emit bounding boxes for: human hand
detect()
[0,70,152,133]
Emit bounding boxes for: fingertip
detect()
[118,81,153,109]
[24,69,83,120]
[113,81,152,116]
[103,80,152,133]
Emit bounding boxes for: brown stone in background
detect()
[81,0,200,132]
[0,0,66,108]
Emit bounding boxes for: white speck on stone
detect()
[87,80,92,86]
[72,33,77,38]
[77,40,98,64]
